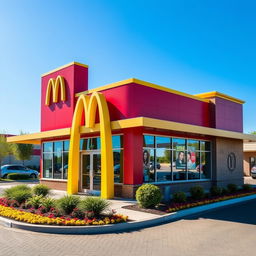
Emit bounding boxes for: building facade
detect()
[8,62,256,199]
[243,142,256,176]
[1,134,40,170]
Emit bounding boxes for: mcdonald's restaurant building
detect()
[8,62,256,199]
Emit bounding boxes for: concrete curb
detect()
[1,194,256,235]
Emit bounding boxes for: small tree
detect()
[0,135,11,166]
[11,132,34,165]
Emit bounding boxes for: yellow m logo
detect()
[45,75,66,106]
[67,92,114,199]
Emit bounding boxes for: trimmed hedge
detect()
[32,184,50,197]
[172,191,187,203]
[3,185,32,204]
[227,184,238,193]
[7,173,31,180]
[136,184,162,208]
[190,186,205,200]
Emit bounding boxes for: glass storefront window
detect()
[173,150,186,180]
[53,151,62,179]
[143,135,154,148]
[63,152,69,179]
[112,135,123,149]
[54,141,63,152]
[43,153,53,178]
[173,138,186,151]
[200,152,211,179]
[143,149,155,182]
[156,136,171,149]
[187,140,199,151]
[156,149,171,182]
[80,139,89,150]
[113,150,123,183]
[43,142,53,152]
[200,141,211,151]
[80,138,101,150]
[43,136,123,182]
[187,152,200,180]
[143,135,211,183]
[64,140,70,151]
[90,138,100,150]
[43,140,65,180]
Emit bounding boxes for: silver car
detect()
[0,165,39,179]
[251,166,256,179]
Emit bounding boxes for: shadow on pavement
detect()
[184,198,256,225]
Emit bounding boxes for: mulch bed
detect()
[122,204,168,215]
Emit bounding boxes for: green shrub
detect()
[79,197,110,217]
[3,185,32,203]
[71,208,85,219]
[32,184,50,196]
[136,184,162,208]
[210,186,222,197]
[7,173,31,180]
[227,184,238,193]
[57,195,80,215]
[190,186,205,200]
[242,184,253,191]
[172,191,187,203]
[26,195,43,209]
[8,190,32,204]
[40,197,56,211]
[221,187,228,195]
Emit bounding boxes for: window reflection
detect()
[156,149,171,182]
[143,135,211,183]
[143,135,154,148]
[143,149,155,182]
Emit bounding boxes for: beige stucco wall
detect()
[212,137,243,187]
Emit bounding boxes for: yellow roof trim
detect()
[7,117,256,144]
[195,91,245,104]
[7,128,70,144]
[41,62,88,77]
[75,78,209,103]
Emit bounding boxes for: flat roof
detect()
[75,78,210,103]
[7,117,256,144]
[41,62,88,77]
[195,91,245,104]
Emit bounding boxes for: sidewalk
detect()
[1,183,256,234]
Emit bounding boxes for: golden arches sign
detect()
[45,75,66,106]
[67,92,114,199]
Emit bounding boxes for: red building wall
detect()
[212,97,243,132]
[41,64,88,131]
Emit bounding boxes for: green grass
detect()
[0,178,39,182]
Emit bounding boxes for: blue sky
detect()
[0,0,255,134]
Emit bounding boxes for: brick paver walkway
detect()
[1,199,256,256]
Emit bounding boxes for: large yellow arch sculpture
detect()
[67,92,114,199]
[45,75,66,106]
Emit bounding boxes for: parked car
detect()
[149,162,161,170]
[0,164,39,179]
[251,166,256,179]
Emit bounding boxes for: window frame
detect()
[143,133,212,184]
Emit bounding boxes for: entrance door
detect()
[81,153,101,194]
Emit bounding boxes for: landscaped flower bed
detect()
[0,203,127,225]
[167,189,256,213]
[0,184,128,226]
[127,183,256,215]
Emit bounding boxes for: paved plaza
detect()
[0,198,256,256]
